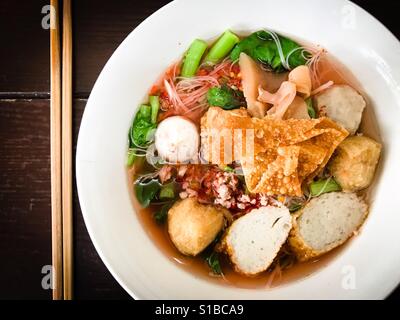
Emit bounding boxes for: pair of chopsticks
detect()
[50,0,73,300]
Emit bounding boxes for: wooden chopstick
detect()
[50,0,63,300]
[62,0,73,300]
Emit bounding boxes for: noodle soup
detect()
[127,30,382,288]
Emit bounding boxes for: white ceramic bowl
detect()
[76,0,400,299]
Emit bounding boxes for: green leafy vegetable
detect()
[278,254,296,269]
[230,30,308,72]
[127,102,158,166]
[139,103,151,118]
[205,251,223,275]
[207,85,244,110]
[135,179,161,208]
[201,232,224,275]
[154,202,174,224]
[149,95,160,124]
[306,98,317,119]
[204,30,240,64]
[126,149,136,166]
[289,203,303,213]
[223,165,235,173]
[159,183,175,200]
[309,178,341,197]
[129,104,156,148]
[181,39,208,77]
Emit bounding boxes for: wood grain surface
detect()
[0,0,399,300]
[0,0,50,95]
[0,100,52,299]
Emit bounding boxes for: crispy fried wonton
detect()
[200,107,348,196]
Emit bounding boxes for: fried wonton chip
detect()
[200,107,348,196]
[242,146,302,196]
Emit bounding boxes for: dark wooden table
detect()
[0,0,399,300]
